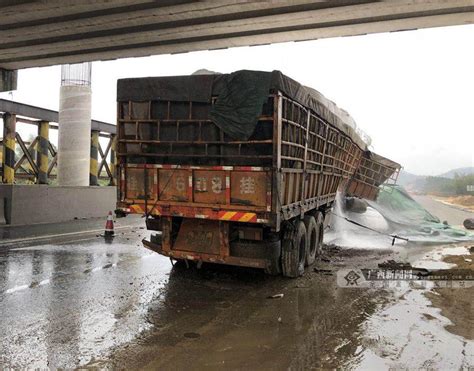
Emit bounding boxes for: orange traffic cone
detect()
[103,211,115,238]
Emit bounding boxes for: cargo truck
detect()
[116,70,373,277]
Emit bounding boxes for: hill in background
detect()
[397,167,474,195]
[438,167,474,179]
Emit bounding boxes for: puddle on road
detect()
[0,233,172,369]
[356,283,473,370]
[346,244,474,370]
[412,245,470,270]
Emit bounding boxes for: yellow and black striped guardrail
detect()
[89,130,99,186]
[2,113,16,184]
[36,121,49,184]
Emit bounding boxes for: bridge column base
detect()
[0,185,116,225]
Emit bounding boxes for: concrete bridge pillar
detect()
[57,63,92,186]
[0,69,17,92]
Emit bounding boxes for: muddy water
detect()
[107,259,386,370]
[105,243,473,370]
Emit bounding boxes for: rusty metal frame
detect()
[143,238,267,269]
[271,92,283,231]
[118,163,272,224]
[278,94,363,224]
[347,152,401,200]
[117,97,274,166]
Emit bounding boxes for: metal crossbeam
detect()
[15,132,39,175]
[14,135,38,171]
[0,99,115,134]
[98,139,113,179]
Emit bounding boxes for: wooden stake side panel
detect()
[117,96,275,167]
[279,95,363,219]
[347,152,401,201]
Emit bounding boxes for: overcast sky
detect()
[1,24,473,176]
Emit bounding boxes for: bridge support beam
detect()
[89,130,99,186]
[0,69,17,92]
[36,121,49,184]
[2,113,16,184]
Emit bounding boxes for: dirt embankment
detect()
[431,194,474,212]
[425,249,474,340]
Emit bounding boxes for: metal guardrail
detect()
[0,99,115,134]
[0,99,116,185]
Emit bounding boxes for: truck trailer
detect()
[116,70,373,277]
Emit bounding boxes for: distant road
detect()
[411,195,474,228]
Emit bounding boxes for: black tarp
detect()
[117,70,369,149]
[117,74,215,103]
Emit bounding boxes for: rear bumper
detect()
[142,238,269,269]
[117,203,271,225]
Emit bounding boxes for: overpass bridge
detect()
[1,0,474,90]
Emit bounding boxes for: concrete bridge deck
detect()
[1,0,473,72]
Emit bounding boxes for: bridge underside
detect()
[0,0,473,72]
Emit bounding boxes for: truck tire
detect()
[315,211,324,259]
[304,215,317,266]
[464,218,474,230]
[282,220,307,278]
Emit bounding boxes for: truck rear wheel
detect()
[282,220,307,278]
[304,215,317,266]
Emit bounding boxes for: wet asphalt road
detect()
[0,221,168,368]
[0,217,390,369]
[413,194,473,227]
[0,199,473,369]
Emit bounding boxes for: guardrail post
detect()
[36,121,49,184]
[109,134,117,186]
[90,130,99,186]
[2,113,16,184]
